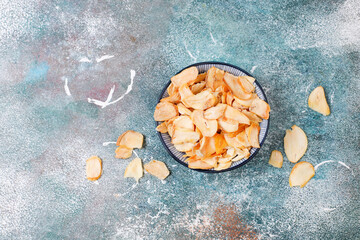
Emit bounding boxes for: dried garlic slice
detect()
[204,104,227,120]
[115,146,133,159]
[284,125,308,163]
[249,98,270,120]
[308,86,330,116]
[86,156,102,181]
[268,150,283,168]
[144,160,170,180]
[156,122,168,133]
[177,103,192,116]
[223,72,252,100]
[124,157,143,182]
[154,101,179,121]
[171,66,199,87]
[116,130,144,149]
[191,110,218,137]
[289,161,315,187]
[214,161,232,171]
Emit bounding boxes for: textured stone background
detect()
[0,0,359,239]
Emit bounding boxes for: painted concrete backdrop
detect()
[0,0,359,239]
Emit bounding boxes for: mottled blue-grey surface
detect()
[0,0,359,239]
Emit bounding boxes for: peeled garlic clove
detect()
[308,86,330,116]
[284,125,308,163]
[289,161,315,187]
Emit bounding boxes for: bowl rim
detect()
[155,61,270,173]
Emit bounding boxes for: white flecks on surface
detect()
[63,77,71,96]
[338,161,355,176]
[285,0,360,50]
[88,69,136,108]
[262,86,271,95]
[92,180,99,185]
[322,207,336,212]
[79,55,114,63]
[133,150,139,158]
[305,79,315,94]
[102,141,117,146]
[337,161,351,170]
[250,66,257,73]
[196,204,207,209]
[184,41,197,62]
[1,0,359,238]
[79,57,92,63]
[314,160,335,170]
[315,160,353,175]
[209,31,217,45]
[329,91,334,104]
[146,206,170,221]
[113,191,131,198]
[96,55,114,62]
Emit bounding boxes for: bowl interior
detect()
[156,62,269,173]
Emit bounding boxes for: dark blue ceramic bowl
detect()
[156,62,270,173]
